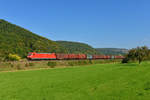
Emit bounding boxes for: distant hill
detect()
[96,48,128,55]
[0,19,66,58]
[56,41,98,54]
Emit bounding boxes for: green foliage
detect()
[0,19,67,59]
[89,60,93,64]
[47,62,57,68]
[25,63,29,67]
[68,61,75,66]
[10,63,14,68]
[0,57,3,61]
[125,46,150,64]
[29,63,35,66]
[5,54,21,61]
[68,60,89,66]
[67,60,117,66]
[122,58,129,63]
[16,64,21,70]
[56,41,99,54]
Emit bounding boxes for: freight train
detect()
[27,52,124,60]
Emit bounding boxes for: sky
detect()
[0,0,150,49]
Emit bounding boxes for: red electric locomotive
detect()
[27,52,56,60]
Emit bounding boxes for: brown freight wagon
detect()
[114,56,125,59]
[105,55,111,59]
[78,54,87,59]
[68,54,84,59]
[56,54,69,60]
[56,54,87,60]
[92,55,106,59]
[68,54,75,59]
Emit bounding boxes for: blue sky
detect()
[0,0,150,49]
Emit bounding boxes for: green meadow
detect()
[0,62,150,100]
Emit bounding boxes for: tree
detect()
[126,46,150,64]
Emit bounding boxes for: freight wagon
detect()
[27,52,124,60]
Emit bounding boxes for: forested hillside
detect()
[0,19,66,58]
[96,48,128,55]
[56,41,98,54]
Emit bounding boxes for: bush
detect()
[16,64,21,70]
[68,60,92,66]
[47,62,57,68]
[10,64,14,68]
[122,58,129,63]
[77,61,83,65]
[89,60,93,64]
[29,63,35,66]
[79,60,89,65]
[68,61,75,66]
[5,54,21,61]
[25,63,29,67]
[0,57,3,61]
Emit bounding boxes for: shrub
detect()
[77,61,82,65]
[122,58,129,63]
[83,60,88,65]
[10,64,14,68]
[25,63,29,67]
[89,60,93,64]
[5,54,21,61]
[68,61,75,66]
[47,62,57,68]
[16,64,21,70]
[29,63,35,66]
[0,57,3,61]
[68,60,91,66]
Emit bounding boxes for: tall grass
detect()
[47,62,57,68]
[0,59,121,71]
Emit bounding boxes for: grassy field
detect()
[0,62,150,100]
